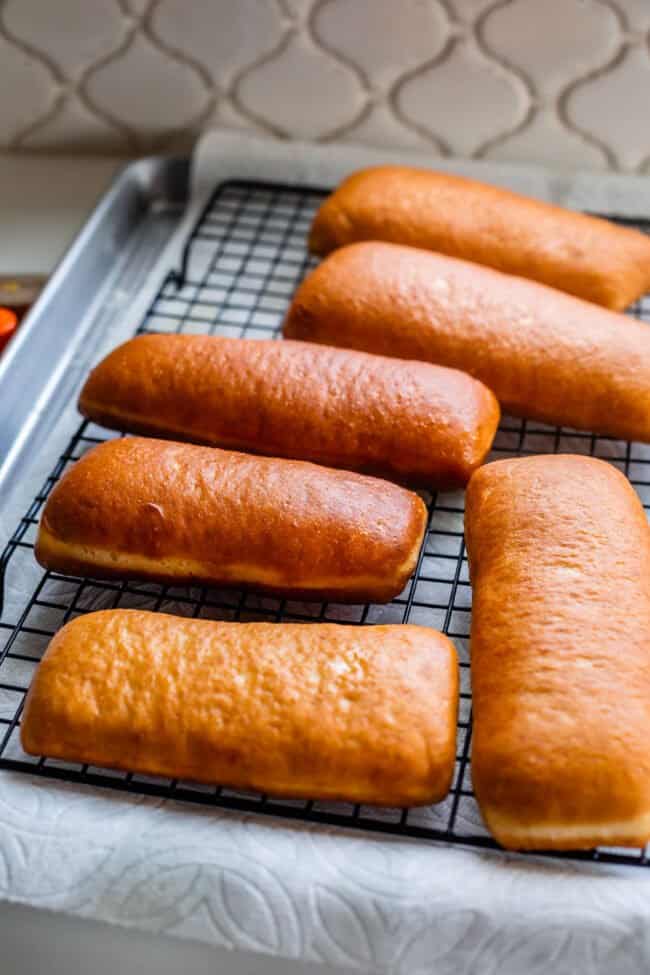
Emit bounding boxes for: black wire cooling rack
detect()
[1,178,650,868]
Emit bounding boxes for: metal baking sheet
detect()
[1,156,650,867]
[0,138,650,865]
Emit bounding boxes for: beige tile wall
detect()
[1,0,649,171]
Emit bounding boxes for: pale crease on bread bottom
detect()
[484,807,650,851]
[79,400,453,486]
[35,527,417,602]
[21,734,444,807]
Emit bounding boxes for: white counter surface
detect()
[0,153,123,275]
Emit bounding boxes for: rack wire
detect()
[1,178,650,867]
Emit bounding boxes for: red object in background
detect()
[0,275,46,358]
[0,308,18,354]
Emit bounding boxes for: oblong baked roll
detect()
[309,165,650,309]
[285,241,650,443]
[78,334,499,488]
[36,437,427,603]
[21,609,459,806]
[465,454,650,850]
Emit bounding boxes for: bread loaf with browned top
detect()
[309,165,650,309]
[465,454,650,850]
[21,609,459,806]
[285,241,650,442]
[36,437,427,603]
[79,334,499,488]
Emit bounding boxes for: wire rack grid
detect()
[1,179,650,868]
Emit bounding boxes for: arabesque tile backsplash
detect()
[1,0,649,171]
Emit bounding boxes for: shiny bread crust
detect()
[21,610,459,806]
[79,334,499,489]
[284,241,650,443]
[465,454,650,850]
[36,437,427,603]
[309,165,650,309]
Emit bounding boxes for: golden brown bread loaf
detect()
[21,609,459,806]
[79,333,499,488]
[309,165,650,309]
[285,241,650,442]
[465,454,650,850]
[36,437,427,603]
